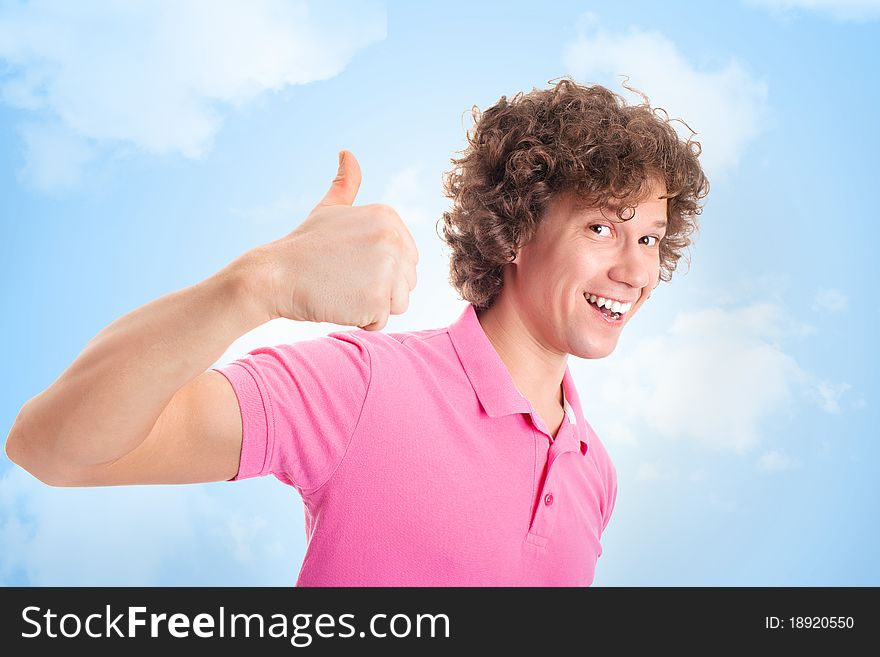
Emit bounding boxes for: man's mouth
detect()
[584,293,633,322]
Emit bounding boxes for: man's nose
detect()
[608,241,651,290]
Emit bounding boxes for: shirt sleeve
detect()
[210,330,372,494]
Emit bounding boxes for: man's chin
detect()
[571,340,618,360]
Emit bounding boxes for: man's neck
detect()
[476,298,567,408]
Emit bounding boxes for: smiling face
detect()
[500,177,668,359]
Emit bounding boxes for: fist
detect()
[258,151,419,331]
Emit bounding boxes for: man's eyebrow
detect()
[651,220,668,229]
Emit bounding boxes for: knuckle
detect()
[376,250,398,272]
[376,203,398,220]
[367,202,396,222]
[368,309,389,331]
[383,228,404,249]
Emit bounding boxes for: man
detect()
[5,78,708,585]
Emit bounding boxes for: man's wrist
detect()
[216,247,279,326]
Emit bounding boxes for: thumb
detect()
[315,150,362,208]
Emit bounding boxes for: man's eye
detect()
[641,235,661,247]
[589,225,611,236]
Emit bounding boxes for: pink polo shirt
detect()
[211,303,617,586]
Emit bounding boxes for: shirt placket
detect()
[526,417,581,547]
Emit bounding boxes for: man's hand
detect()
[254,150,420,331]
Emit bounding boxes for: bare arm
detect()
[4,150,419,487]
[4,251,272,486]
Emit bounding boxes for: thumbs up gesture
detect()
[251,151,419,330]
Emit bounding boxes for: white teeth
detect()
[586,293,633,314]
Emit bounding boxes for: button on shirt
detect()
[211,303,618,586]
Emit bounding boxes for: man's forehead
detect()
[565,193,668,222]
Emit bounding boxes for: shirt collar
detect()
[561,365,590,453]
[448,304,588,451]
[448,303,530,418]
[562,387,576,425]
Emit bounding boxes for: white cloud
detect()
[0,0,386,190]
[635,461,673,482]
[0,465,304,585]
[16,121,96,193]
[227,193,315,227]
[812,288,848,313]
[757,449,799,473]
[579,301,848,454]
[690,469,710,482]
[227,513,276,564]
[376,162,466,329]
[811,381,853,414]
[744,0,880,22]
[381,164,444,228]
[562,16,768,178]
[701,492,742,512]
[226,159,446,230]
[212,316,346,369]
[599,419,640,447]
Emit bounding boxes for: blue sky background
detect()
[1,0,878,586]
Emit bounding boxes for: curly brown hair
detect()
[437,76,710,311]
